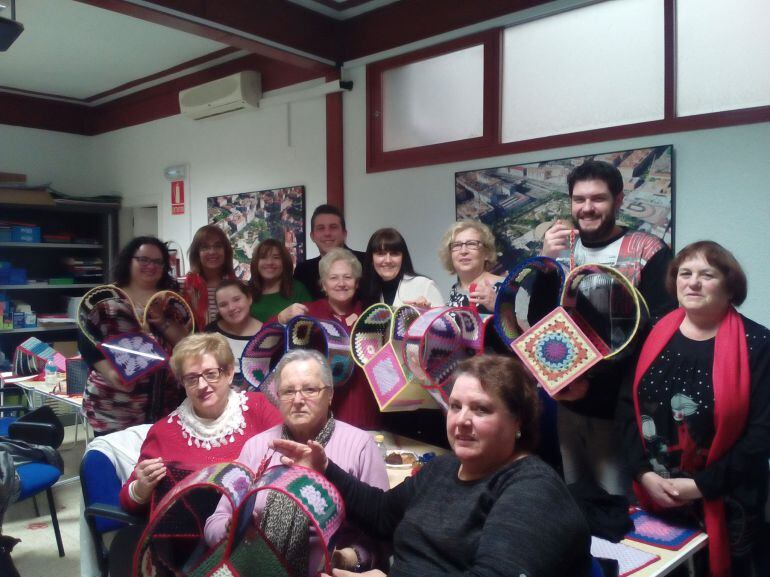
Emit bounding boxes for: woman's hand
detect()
[320,570,386,577]
[667,477,702,502]
[541,220,576,258]
[93,359,124,389]
[639,472,684,508]
[469,275,502,311]
[132,457,166,502]
[404,297,430,309]
[270,439,329,472]
[331,548,359,571]
[277,303,308,324]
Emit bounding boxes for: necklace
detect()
[167,390,249,450]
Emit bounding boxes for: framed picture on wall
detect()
[455,145,673,274]
[207,185,306,280]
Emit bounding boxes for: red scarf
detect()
[632,307,750,577]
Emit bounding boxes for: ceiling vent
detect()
[179,71,261,120]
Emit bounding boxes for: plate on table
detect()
[385,450,419,469]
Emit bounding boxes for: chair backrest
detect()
[9,405,64,448]
[80,449,126,534]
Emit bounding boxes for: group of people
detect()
[77,159,768,577]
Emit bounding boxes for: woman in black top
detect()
[275,354,592,577]
[619,241,770,577]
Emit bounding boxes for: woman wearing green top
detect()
[249,238,311,322]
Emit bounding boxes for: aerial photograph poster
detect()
[207,185,306,280]
[455,145,673,274]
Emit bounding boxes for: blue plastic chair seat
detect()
[0,416,13,436]
[16,462,62,500]
[82,449,130,534]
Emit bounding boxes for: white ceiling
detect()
[0,0,228,101]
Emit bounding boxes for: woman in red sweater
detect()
[119,333,281,514]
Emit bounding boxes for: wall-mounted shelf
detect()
[0,283,99,290]
[0,324,78,334]
[0,202,118,359]
[0,242,103,249]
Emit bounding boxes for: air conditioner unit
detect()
[179,71,261,120]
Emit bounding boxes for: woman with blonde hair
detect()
[119,333,281,514]
[439,220,504,313]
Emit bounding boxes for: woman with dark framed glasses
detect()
[119,333,281,515]
[80,236,182,435]
[439,221,504,314]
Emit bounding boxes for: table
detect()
[625,532,707,577]
[379,430,448,488]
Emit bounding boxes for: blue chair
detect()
[590,557,604,577]
[6,405,66,557]
[81,449,140,577]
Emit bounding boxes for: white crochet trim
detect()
[167,390,249,451]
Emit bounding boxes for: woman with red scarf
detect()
[620,241,770,577]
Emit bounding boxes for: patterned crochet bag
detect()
[12,336,67,376]
[78,286,193,418]
[350,303,436,412]
[493,256,565,347]
[133,462,345,577]
[506,263,649,397]
[240,316,354,405]
[403,306,484,410]
[78,285,167,385]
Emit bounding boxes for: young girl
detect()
[205,280,262,390]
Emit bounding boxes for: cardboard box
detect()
[0,187,54,206]
[11,225,41,243]
[52,340,79,358]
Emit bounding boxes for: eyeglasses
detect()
[277,386,328,401]
[449,240,483,252]
[200,243,225,252]
[133,256,165,267]
[181,367,225,388]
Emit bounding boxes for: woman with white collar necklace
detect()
[119,333,281,514]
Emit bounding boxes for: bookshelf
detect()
[0,202,119,361]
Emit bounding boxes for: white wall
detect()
[341,64,770,326]
[2,68,767,326]
[0,124,96,194]
[86,97,328,256]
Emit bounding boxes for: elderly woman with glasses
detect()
[439,220,505,314]
[205,349,389,576]
[277,247,381,430]
[119,333,281,514]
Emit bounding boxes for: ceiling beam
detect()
[76,0,340,72]
[342,0,553,61]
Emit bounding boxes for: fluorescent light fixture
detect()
[0,0,23,51]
